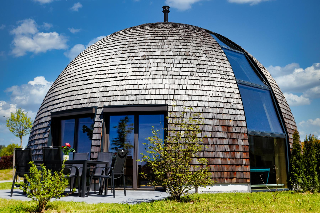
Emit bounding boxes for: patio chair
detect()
[89,152,113,194]
[42,147,62,173]
[10,148,32,197]
[70,152,89,196]
[112,149,128,196]
[93,149,128,197]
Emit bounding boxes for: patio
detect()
[1,184,170,204]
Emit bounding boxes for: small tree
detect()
[302,134,319,192]
[289,130,303,191]
[20,162,70,213]
[6,108,33,148]
[0,143,20,157]
[141,107,213,200]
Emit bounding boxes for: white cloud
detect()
[43,22,53,30]
[64,36,105,61]
[5,76,52,112]
[10,19,67,57]
[283,93,311,106]
[0,24,5,30]
[267,63,320,106]
[0,101,17,123]
[68,28,81,34]
[64,44,85,60]
[267,63,320,93]
[299,118,320,127]
[11,19,38,35]
[86,36,105,47]
[228,0,271,5]
[71,2,82,11]
[33,0,54,4]
[165,0,202,11]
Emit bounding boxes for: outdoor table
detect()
[64,160,109,197]
[250,168,270,184]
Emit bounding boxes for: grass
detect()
[0,191,320,212]
[0,169,14,181]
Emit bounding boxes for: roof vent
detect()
[162,6,170,22]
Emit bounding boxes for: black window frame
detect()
[50,107,96,154]
[103,104,168,189]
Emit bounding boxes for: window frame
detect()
[50,107,96,153]
[103,104,168,189]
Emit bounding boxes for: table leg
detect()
[81,161,87,197]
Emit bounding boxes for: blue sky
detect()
[0,0,319,147]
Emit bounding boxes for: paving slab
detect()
[0,189,170,204]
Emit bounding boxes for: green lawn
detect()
[0,169,13,181]
[0,191,320,212]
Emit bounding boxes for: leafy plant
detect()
[140,106,213,200]
[0,143,20,157]
[60,143,75,155]
[0,155,13,169]
[289,130,303,191]
[302,134,319,192]
[6,108,33,148]
[20,161,70,213]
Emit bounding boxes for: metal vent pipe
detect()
[162,6,170,22]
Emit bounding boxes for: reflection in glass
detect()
[109,115,134,187]
[239,84,283,134]
[138,114,164,188]
[249,136,287,188]
[61,119,75,149]
[224,48,265,86]
[78,117,94,153]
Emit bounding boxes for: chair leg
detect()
[10,173,17,197]
[112,173,115,198]
[123,174,126,196]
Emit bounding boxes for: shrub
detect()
[0,155,13,169]
[140,107,213,200]
[0,143,20,157]
[289,130,303,191]
[20,161,70,213]
[302,135,319,192]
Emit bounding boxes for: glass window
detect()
[138,114,164,188]
[60,117,94,155]
[211,34,229,49]
[249,136,287,188]
[108,113,165,189]
[239,84,283,134]
[109,115,134,187]
[224,49,265,86]
[78,117,95,153]
[61,119,75,148]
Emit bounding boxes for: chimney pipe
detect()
[162,6,170,22]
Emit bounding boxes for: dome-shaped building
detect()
[28,22,296,191]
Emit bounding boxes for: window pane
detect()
[77,117,94,154]
[138,114,164,188]
[239,84,283,134]
[109,115,134,187]
[61,119,75,148]
[249,136,287,188]
[224,48,265,86]
[211,34,229,49]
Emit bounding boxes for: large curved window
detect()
[211,34,287,189]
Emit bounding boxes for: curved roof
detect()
[28,23,296,173]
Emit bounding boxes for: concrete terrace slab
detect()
[0,189,170,204]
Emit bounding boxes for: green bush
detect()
[289,131,320,192]
[140,107,213,200]
[20,161,70,213]
[0,143,20,157]
[0,155,13,169]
